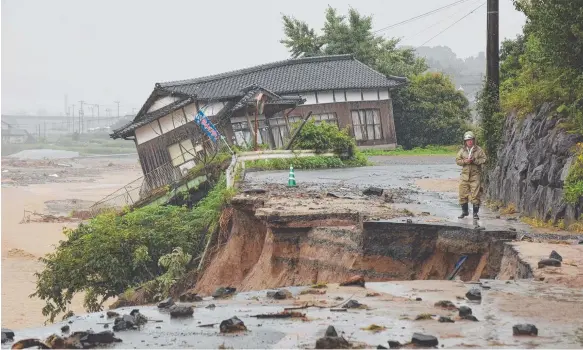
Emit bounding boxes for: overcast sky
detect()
[1,0,525,115]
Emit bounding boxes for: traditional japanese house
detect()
[111,54,407,190]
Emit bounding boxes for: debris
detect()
[340,275,365,287]
[438,316,455,323]
[316,335,350,349]
[366,292,381,297]
[411,332,439,347]
[267,289,293,300]
[361,324,387,333]
[465,287,482,301]
[415,313,433,321]
[251,311,306,319]
[326,192,340,198]
[342,300,365,309]
[300,288,326,295]
[434,300,456,310]
[198,323,218,328]
[538,258,561,268]
[244,188,267,194]
[220,316,247,333]
[113,314,140,331]
[461,315,479,322]
[206,304,216,309]
[157,297,174,309]
[388,340,402,349]
[363,187,384,196]
[311,282,328,289]
[179,290,203,302]
[45,334,65,349]
[384,193,394,203]
[415,297,422,301]
[330,308,347,312]
[60,325,70,333]
[325,326,338,337]
[212,286,237,299]
[2,329,14,343]
[513,324,538,336]
[377,345,388,349]
[10,338,50,349]
[106,311,119,318]
[458,306,472,317]
[169,305,194,318]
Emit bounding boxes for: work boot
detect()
[473,205,480,220]
[458,203,469,219]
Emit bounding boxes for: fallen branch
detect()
[251,311,306,319]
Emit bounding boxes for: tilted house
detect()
[111,54,407,189]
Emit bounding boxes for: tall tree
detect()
[281,7,471,148]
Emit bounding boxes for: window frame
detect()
[350,108,383,141]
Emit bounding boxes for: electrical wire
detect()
[373,0,473,34]
[416,2,485,48]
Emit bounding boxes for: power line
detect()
[416,2,485,48]
[373,0,473,34]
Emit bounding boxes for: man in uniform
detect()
[456,131,487,219]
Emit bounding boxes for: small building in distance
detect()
[1,120,34,144]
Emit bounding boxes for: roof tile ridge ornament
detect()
[156,54,355,88]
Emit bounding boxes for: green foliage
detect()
[564,143,583,204]
[32,175,234,323]
[476,81,505,167]
[156,247,192,295]
[246,154,368,170]
[394,72,471,149]
[291,119,356,155]
[361,145,458,156]
[280,7,470,150]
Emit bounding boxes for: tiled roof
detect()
[157,55,407,100]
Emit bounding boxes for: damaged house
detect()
[111,54,406,190]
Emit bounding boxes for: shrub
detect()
[564,143,583,204]
[291,119,356,156]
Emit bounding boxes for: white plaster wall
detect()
[199,101,225,116]
[345,89,362,102]
[333,90,346,102]
[317,91,334,103]
[379,89,390,100]
[302,92,317,105]
[147,96,180,113]
[135,121,161,144]
[362,89,379,101]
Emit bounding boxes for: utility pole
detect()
[79,100,85,134]
[72,104,76,133]
[114,101,120,117]
[486,0,499,102]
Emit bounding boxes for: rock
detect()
[343,300,363,309]
[179,290,203,302]
[1,329,14,343]
[465,287,482,301]
[157,297,175,308]
[219,316,247,333]
[267,289,292,300]
[549,250,563,262]
[461,315,479,322]
[388,340,402,348]
[11,339,50,349]
[458,306,472,317]
[363,187,384,196]
[325,326,338,337]
[315,336,350,349]
[60,325,70,333]
[113,314,136,331]
[513,323,538,336]
[212,286,237,299]
[377,345,388,349]
[206,304,216,309]
[169,305,194,318]
[538,258,561,268]
[83,330,122,345]
[434,300,456,309]
[438,316,455,323]
[244,188,267,194]
[411,333,439,347]
[106,311,119,318]
[415,297,422,301]
[326,192,340,198]
[339,275,365,287]
[384,193,394,203]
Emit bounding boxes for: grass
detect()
[245,153,369,170]
[361,145,458,156]
[521,216,583,233]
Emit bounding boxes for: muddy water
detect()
[4,280,583,348]
[1,156,142,328]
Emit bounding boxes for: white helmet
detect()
[464,131,475,140]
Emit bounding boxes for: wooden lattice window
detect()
[351,109,383,140]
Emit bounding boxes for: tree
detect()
[280,7,471,148]
[395,73,471,149]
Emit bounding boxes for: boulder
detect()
[538,258,561,268]
[325,326,338,337]
[458,305,472,317]
[179,290,203,302]
[106,310,119,318]
[339,275,365,287]
[82,330,122,345]
[411,333,438,347]
[461,315,479,322]
[60,325,70,333]
[465,287,482,301]
[513,324,538,336]
[363,187,384,196]
[343,300,363,309]
[1,329,14,343]
[315,336,350,349]
[434,300,456,309]
[220,316,247,333]
[157,297,175,309]
[388,340,402,348]
[206,304,216,309]
[549,250,563,262]
[267,289,292,300]
[212,286,237,299]
[438,316,455,323]
[113,314,137,331]
[169,305,194,318]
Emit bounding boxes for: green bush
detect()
[291,119,356,156]
[564,143,583,204]
[32,175,234,323]
[246,154,368,170]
